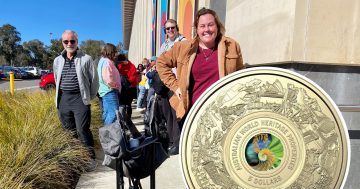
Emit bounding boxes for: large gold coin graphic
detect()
[180,67,350,189]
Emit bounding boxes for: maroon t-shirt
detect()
[189,47,219,106]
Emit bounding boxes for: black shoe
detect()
[167,145,173,151]
[168,146,179,156]
[85,159,98,172]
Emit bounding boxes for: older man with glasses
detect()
[53,30,99,172]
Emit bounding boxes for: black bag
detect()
[143,95,170,151]
[123,138,168,179]
[120,75,137,102]
[121,75,132,90]
[99,106,169,179]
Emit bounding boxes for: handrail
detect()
[337,105,360,112]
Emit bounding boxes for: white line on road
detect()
[5,86,39,92]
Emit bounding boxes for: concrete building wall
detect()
[226,0,297,65]
[293,0,360,65]
[225,0,360,66]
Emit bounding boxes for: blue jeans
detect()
[101,90,119,126]
[137,85,146,108]
[146,87,155,107]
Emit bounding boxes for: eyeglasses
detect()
[62,40,76,45]
[165,26,176,31]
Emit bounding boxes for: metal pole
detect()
[150,143,155,189]
[116,158,124,189]
[9,71,14,96]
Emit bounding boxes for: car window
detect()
[4,67,12,72]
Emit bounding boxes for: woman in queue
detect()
[156,8,245,124]
[97,43,121,126]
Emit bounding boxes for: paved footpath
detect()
[76,104,187,189]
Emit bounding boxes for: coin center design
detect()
[245,133,284,171]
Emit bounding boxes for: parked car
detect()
[0,68,5,79]
[14,67,34,79]
[39,72,55,90]
[40,70,50,77]
[0,66,22,79]
[23,66,41,78]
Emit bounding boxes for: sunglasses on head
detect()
[62,40,76,45]
[166,26,176,31]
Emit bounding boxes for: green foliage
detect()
[0,24,21,65]
[79,40,105,62]
[48,39,63,57]
[23,40,49,68]
[0,91,101,189]
[13,45,32,67]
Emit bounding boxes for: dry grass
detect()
[0,90,102,189]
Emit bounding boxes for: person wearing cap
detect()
[115,54,138,118]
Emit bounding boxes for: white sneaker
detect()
[136,108,145,112]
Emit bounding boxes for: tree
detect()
[0,24,21,65]
[79,40,105,61]
[13,45,32,67]
[49,38,63,56]
[46,38,63,69]
[23,39,47,68]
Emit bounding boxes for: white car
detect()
[23,67,41,77]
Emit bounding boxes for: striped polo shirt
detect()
[60,53,80,92]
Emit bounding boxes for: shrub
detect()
[0,90,101,189]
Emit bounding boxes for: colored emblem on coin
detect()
[245,133,283,171]
[180,67,350,189]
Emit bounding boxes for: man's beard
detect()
[65,47,77,53]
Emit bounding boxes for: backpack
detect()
[143,95,170,151]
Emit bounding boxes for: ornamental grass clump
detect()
[0,91,94,189]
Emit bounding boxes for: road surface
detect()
[0,79,41,91]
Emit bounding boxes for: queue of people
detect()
[53,7,244,173]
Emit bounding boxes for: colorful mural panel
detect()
[152,0,157,56]
[178,0,194,39]
[159,0,168,46]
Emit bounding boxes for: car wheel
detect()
[45,84,55,90]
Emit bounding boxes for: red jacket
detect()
[116,60,138,88]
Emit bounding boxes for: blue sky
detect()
[0,0,123,46]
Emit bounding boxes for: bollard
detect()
[9,71,14,96]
